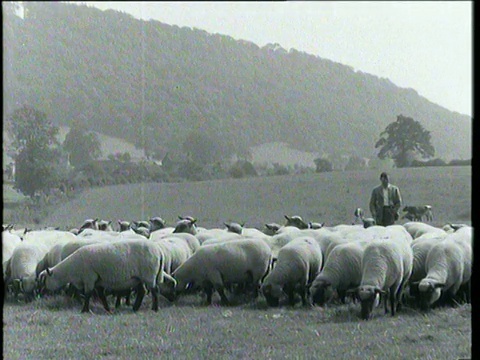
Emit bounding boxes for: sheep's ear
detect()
[224,222,230,228]
[190,218,197,224]
[284,215,291,221]
[240,222,245,227]
[265,224,272,230]
[46,268,53,276]
[178,215,184,220]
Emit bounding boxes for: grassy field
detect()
[40,166,471,230]
[3,166,472,359]
[3,293,472,359]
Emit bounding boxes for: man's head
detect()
[380,172,389,187]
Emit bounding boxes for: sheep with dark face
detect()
[310,241,369,306]
[78,219,99,234]
[161,238,272,306]
[37,239,176,313]
[261,236,322,307]
[284,215,309,229]
[417,228,472,309]
[356,231,413,320]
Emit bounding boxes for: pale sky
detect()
[78,2,471,117]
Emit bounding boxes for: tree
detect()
[182,131,223,165]
[314,157,333,173]
[63,121,102,168]
[6,105,63,197]
[375,115,435,168]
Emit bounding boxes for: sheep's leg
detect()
[216,285,230,306]
[96,287,111,313]
[81,292,92,313]
[203,282,214,305]
[150,286,159,312]
[132,285,146,312]
[115,295,122,308]
[284,285,296,307]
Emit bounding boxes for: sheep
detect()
[149,217,167,232]
[263,223,282,236]
[355,236,413,320]
[284,215,309,229]
[261,236,322,307]
[35,243,66,278]
[402,222,446,240]
[310,240,369,306]
[224,222,244,235]
[117,220,131,232]
[402,205,433,222]
[407,235,446,302]
[416,236,469,310]
[352,208,376,228]
[8,242,50,301]
[3,230,22,279]
[97,220,113,231]
[37,239,176,313]
[160,237,272,306]
[78,218,99,233]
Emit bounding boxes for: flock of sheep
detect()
[2,213,472,320]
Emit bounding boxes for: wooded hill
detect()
[3,2,472,163]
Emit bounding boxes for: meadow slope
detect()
[43,166,471,230]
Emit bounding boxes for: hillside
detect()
[41,166,471,230]
[3,2,472,163]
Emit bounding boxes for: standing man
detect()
[369,172,402,226]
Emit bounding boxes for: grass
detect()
[2,166,472,359]
[38,166,471,230]
[3,293,471,359]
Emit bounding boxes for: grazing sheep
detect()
[356,236,413,320]
[161,238,272,306]
[402,222,446,240]
[402,205,433,222]
[417,237,469,310]
[310,241,369,306]
[3,230,22,280]
[8,242,50,301]
[261,236,322,307]
[35,243,66,278]
[284,215,309,229]
[38,239,176,313]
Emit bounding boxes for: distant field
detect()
[3,166,472,359]
[41,166,471,230]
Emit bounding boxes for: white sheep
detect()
[283,215,309,229]
[262,223,282,236]
[161,237,272,305]
[310,240,369,306]
[97,220,113,231]
[261,236,322,307]
[3,230,22,281]
[8,242,50,301]
[356,236,413,320]
[37,239,176,313]
[417,236,469,310]
[402,222,446,240]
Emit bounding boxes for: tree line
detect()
[9,105,469,205]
